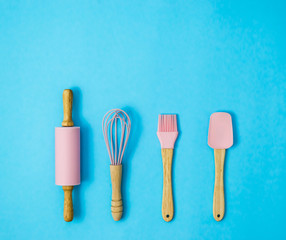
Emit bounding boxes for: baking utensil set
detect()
[55,89,234,222]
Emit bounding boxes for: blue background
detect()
[0,0,285,239]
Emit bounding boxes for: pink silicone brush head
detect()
[208,112,233,149]
[157,114,178,149]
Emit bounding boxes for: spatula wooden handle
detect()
[213,149,225,221]
[161,148,174,222]
[63,186,74,222]
[62,89,74,127]
[110,165,123,221]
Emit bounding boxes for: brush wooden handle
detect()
[110,165,123,221]
[63,186,74,222]
[161,148,174,222]
[213,149,225,221]
[62,89,74,127]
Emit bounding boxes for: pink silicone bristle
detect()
[157,114,178,149]
[158,114,178,132]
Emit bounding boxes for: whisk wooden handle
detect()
[213,149,225,221]
[62,186,74,222]
[110,165,123,221]
[161,148,174,222]
[62,89,74,127]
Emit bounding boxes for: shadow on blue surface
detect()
[120,106,143,220]
[172,113,182,221]
[71,86,94,221]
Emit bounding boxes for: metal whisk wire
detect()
[102,109,131,165]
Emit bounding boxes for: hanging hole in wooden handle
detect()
[213,149,225,222]
[161,148,174,222]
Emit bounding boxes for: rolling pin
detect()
[55,89,80,222]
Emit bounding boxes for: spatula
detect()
[208,112,233,221]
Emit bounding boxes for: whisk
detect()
[102,109,131,221]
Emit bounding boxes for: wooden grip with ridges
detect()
[62,89,74,127]
[110,165,123,221]
[161,148,174,222]
[63,186,74,222]
[213,149,225,221]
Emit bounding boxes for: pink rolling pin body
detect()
[55,127,80,186]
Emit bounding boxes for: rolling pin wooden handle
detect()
[213,149,225,221]
[110,164,123,221]
[62,89,74,127]
[63,186,74,222]
[161,148,174,222]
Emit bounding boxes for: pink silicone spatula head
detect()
[208,112,233,149]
